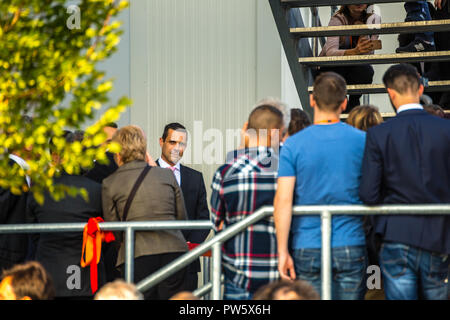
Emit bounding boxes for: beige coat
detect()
[102,160,188,266]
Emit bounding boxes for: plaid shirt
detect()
[210,147,279,293]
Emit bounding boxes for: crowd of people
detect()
[0,62,449,301]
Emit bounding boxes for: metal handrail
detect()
[135,204,450,300]
[0,204,449,300]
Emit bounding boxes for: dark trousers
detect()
[405,1,434,44]
[123,252,188,300]
[315,64,374,113]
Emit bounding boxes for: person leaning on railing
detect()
[101,125,189,300]
[316,4,381,113]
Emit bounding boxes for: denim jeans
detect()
[223,279,253,300]
[380,242,449,300]
[404,1,434,44]
[292,246,368,300]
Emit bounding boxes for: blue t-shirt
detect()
[278,122,366,249]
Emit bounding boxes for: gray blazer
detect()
[102,160,188,266]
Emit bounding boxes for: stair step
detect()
[291,20,450,38]
[308,81,450,94]
[299,51,450,66]
[340,110,450,120]
[283,0,418,8]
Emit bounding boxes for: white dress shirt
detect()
[158,157,181,186]
[397,103,424,114]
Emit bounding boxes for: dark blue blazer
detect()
[359,109,450,254]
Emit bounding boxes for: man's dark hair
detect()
[161,123,186,141]
[247,105,284,131]
[313,72,347,111]
[288,108,311,136]
[104,122,118,129]
[253,279,320,300]
[382,63,421,94]
[1,261,55,300]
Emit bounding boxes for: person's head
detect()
[103,122,118,143]
[311,72,348,115]
[346,105,383,131]
[383,64,424,110]
[287,108,311,137]
[246,104,284,149]
[338,4,370,23]
[423,104,445,118]
[169,291,199,300]
[254,97,290,130]
[159,123,187,166]
[94,280,143,300]
[49,130,74,165]
[112,125,147,166]
[0,261,54,300]
[253,280,320,300]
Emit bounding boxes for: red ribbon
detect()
[81,217,115,294]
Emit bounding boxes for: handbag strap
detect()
[122,165,151,222]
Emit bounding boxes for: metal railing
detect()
[0,204,449,300]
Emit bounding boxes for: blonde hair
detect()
[112,125,147,164]
[94,280,143,300]
[346,105,383,131]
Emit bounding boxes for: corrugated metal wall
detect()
[129,0,281,200]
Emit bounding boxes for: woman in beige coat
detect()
[102,125,188,300]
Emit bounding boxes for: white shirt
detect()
[397,103,424,114]
[158,157,181,186]
[9,154,31,187]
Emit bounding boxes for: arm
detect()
[210,169,226,232]
[274,177,297,281]
[101,181,119,222]
[359,130,383,204]
[190,174,211,243]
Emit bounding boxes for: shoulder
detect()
[329,13,347,26]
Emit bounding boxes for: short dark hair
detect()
[253,280,320,300]
[288,108,311,136]
[247,105,284,131]
[313,72,347,111]
[382,63,421,94]
[104,122,118,129]
[161,123,186,141]
[1,261,55,300]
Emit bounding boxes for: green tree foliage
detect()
[0,0,131,204]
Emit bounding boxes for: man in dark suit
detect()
[156,123,210,292]
[359,63,450,300]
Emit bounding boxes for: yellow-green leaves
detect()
[0,0,130,203]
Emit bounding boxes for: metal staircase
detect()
[269,0,450,120]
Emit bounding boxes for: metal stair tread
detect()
[299,50,450,66]
[282,0,419,7]
[290,19,450,38]
[308,80,450,94]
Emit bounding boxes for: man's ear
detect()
[418,84,425,97]
[386,88,396,101]
[340,97,348,112]
[309,94,316,109]
[159,137,164,148]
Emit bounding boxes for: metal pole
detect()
[321,210,332,300]
[124,227,135,283]
[211,242,222,300]
[202,256,211,300]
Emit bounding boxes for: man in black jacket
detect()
[156,123,210,291]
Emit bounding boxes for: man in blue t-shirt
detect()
[273,72,368,300]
